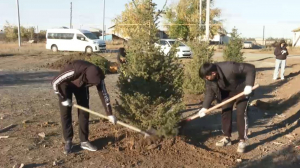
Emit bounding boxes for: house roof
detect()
[292,27,300,32]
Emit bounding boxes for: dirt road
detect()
[1,50,300,168]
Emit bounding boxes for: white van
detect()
[46,29,106,53]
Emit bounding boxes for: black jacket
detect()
[274,42,289,60]
[117,48,126,64]
[202,62,256,109]
[51,60,112,115]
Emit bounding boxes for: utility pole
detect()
[102,0,105,40]
[263,25,265,46]
[37,25,39,42]
[16,0,21,47]
[70,2,72,29]
[199,0,202,42]
[205,0,210,42]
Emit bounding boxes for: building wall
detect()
[203,34,230,44]
[211,34,221,42]
[293,32,300,47]
[222,36,230,44]
[104,34,113,41]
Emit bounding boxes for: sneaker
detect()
[80,141,97,151]
[216,137,232,147]
[237,141,247,153]
[64,141,73,154]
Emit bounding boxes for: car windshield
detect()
[168,40,186,46]
[244,41,252,44]
[83,33,98,40]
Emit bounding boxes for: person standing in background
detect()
[273,40,289,80]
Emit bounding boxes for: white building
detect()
[292,27,300,47]
[207,32,231,45]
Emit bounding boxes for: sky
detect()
[1,0,300,39]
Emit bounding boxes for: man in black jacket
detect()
[117,47,126,65]
[198,61,256,153]
[273,40,289,80]
[51,60,117,154]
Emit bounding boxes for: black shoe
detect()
[80,141,97,151]
[64,141,73,154]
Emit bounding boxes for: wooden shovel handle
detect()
[73,104,150,136]
[188,84,260,121]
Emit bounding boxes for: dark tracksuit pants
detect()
[221,90,250,140]
[58,83,90,142]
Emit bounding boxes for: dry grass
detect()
[0,43,54,56]
[0,42,122,57]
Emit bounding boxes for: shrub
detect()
[114,0,185,137]
[183,41,214,94]
[223,28,244,63]
[85,55,110,74]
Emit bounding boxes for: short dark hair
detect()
[199,62,217,79]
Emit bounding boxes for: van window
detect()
[77,34,85,40]
[83,33,98,40]
[47,33,74,40]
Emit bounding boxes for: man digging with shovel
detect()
[51,60,117,154]
[198,62,256,153]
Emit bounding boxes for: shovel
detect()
[179,84,260,127]
[73,104,153,137]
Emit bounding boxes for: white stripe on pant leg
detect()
[244,99,250,140]
[100,80,110,103]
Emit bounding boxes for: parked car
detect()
[46,29,106,53]
[155,39,192,58]
[243,41,253,49]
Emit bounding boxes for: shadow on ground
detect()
[72,135,126,153]
[0,54,15,57]
[179,69,300,152]
[246,91,300,151]
[255,63,298,72]
[0,71,59,87]
[235,140,300,168]
[23,163,48,168]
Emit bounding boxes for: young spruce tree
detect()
[183,41,214,94]
[223,28,244,62]
[115,0,184,137]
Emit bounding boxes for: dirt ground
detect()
[1,44,300,168]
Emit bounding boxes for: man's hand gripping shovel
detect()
[73,104,155,138]
[179,84,260,127]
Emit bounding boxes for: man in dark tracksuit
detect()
[51,60,117,154]
[198,62,256,153]
[273,40,289,80]
[117,47,126,65]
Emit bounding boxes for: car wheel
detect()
[86,47,93,54]
[51,45,58,52]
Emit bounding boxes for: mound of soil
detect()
[43,54,87,70]
[42,53,119,74]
